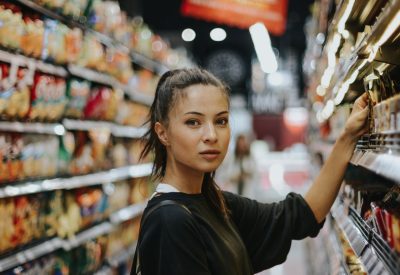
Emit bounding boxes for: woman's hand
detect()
[343,92,369,140]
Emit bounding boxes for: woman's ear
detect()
[154,122,169,146]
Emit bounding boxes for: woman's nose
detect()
[202,122,217,143]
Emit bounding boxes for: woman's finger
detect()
[354,92,369,109]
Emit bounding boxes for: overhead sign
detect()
[181,0,288,35]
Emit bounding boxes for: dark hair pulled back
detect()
[140,68,230,219]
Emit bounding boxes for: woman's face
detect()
[162,84,230,174]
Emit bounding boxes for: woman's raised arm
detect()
[305,93,370,222]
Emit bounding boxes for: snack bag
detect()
[65,28,83,64]
[78,34,106,71]
[62,0,89,18]
[21,15,44,58]
[0,134,8,183]
[0,4,24,50]
[64,78,91,119]
[58,131,75,175]
[28,72,50,121]
[83,86,115,120]
[42,19,68,64]
[48,76,67,121]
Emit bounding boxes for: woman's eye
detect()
[216,118,229,126]
[185,119,200,126]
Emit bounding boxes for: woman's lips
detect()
[200,150,220,160]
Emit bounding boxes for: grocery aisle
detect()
[0,0,190,273]
[1,0,400,274]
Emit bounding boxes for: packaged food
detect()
[75,187,106,228]
[0,134,7,182]
[0,133,24,183]
[78,34,106,72]
[129,102,149,127]
[21,15,44,58]
[107,181,130,213]
[57,191,81,238]
[129,177,148,204]
[62,0,89,18]
[106,48,133,84]
[0,199,14,253]
[131,19,153,57]
[35,0,66,10]
[28,72,50,121]
[64,78,90,119]
[69,131,93,175]
[48,76,67,121]
[42,19,68,64]
[0,62,31,120]
[88,0,121,35]
[110,141,128,167]
[58,131,75,175]
[19,134,59,181]
[0,4,24,50]
[88,129,111,170]
[84,86,119,121]
[41,190,63,237]
[392,215,400,253]
[65,27,83,64]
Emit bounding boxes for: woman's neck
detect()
[162,163,204,194]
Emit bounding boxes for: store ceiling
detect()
[118,0,314,96]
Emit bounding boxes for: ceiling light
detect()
[210,28,226,42]
[182,28,196,42]
[249,22,278,74]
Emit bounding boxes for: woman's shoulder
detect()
[142,196,196,230]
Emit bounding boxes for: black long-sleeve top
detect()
[135,191,323,275]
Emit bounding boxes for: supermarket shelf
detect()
[15,0,86,28]
[131,51,169,75]
[358,0,400,57]
[0,163,153,199]
[62,119,114,132]
[107,243,137,268]
[348,206,400,274]
[15,0,169,75]
[332,204,400,274]
[110,203,146,225]
[62,222,113,251]
[0,121,65,135]
[0,120,147,138]
[63,119,148,138]
[0,238,63,272]
[0,49,67,77]
[328,228,350,275]
[127,91,154,106]
[0,202,144,272]
[68,65,123,89]
[350,150,400,184]
[111,124,148,138]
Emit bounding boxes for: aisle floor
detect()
[249,148,312,275]
[255,241,308,275]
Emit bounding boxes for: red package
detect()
[0,62,11,116]
[29,72,50,121]
[371,202,388,241]
[392,215,400,253]
[83,86,115,120]
[384,210,394,248]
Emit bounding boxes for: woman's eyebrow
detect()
[184,111,229,116]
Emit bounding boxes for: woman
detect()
[133,68,369,275]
